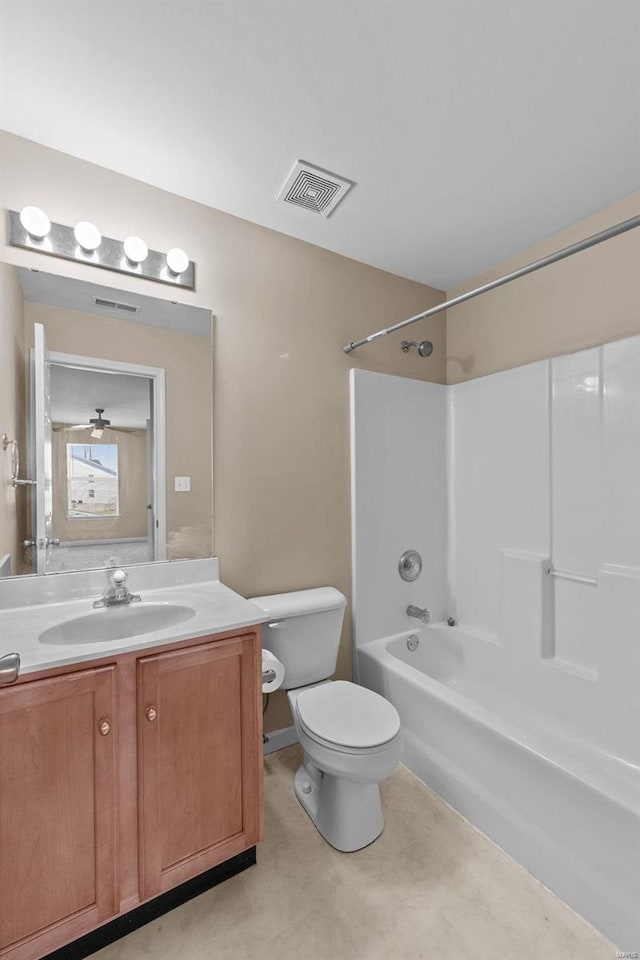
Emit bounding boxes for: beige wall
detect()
[52,425,147,541]
[446,193,640,383]
[1,133,636,731]
[1,133,637,732]
[0,262,27,575]
[1,132,446,731]
[24,301,213,563]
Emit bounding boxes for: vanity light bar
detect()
[8,210,195,290]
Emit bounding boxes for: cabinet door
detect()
[0,666,117,959]
[137,633,262,899]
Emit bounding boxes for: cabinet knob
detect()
[98,717,111,736]
[145,705,158,722]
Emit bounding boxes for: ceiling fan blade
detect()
[53,415,143,435]
[91,424,143,434]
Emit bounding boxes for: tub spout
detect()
[407,604,430,623]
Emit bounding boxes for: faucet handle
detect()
[111,568,127,585]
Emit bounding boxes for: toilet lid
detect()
[296,681,401,749]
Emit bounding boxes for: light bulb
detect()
[19,206,51,240]
[91,426,104,439]
[74,221,102,252]
[166,247,189,275]
[123,235,148,264]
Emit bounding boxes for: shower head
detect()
[401,339,433,358]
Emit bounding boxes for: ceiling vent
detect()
[277,160,354,217]
[92,296,140,314]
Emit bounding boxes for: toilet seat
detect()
[296,717,402,757]
[295,680,401,751]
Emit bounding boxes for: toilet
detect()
[250,587,402,851]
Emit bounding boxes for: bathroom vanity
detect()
[0,560,265,960]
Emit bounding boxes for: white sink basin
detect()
[38,602,196,646]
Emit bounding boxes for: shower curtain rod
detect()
[341,215,640,354]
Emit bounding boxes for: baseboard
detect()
[41,848,256,960]
[263,724,298,755]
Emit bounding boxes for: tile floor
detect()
[93,745,616,960]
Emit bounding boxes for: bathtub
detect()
[358,623,640,950]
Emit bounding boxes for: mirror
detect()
[0,264,213,577]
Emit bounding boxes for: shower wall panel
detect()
[349,369,448,660]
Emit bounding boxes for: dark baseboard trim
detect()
[42,847,257,960]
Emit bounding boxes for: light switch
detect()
[174,476,191,492]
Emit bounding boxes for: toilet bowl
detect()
[249,587,403,852]
[289,680,402,851]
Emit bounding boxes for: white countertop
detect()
[0,570,267,677]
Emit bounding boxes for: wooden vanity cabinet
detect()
[0,666,118,957]
[0,627,263,960]
[137,634,262,899]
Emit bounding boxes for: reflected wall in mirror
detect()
[0,264,213,577]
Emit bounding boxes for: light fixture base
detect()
[8,211,195,290]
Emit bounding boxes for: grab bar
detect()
[545,566,598,586]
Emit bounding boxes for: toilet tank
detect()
[249,587,347,689]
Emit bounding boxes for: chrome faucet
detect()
[407,604,430,623]
[94,568,141,609]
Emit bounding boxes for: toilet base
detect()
[294,764,384,852]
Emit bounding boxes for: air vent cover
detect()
[92,296,140,314]
[277,160,353,217]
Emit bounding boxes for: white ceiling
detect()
[19,268,211,337]
[2,0,638,289]
[50,365,151,428]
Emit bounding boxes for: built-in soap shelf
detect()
[544,657,598,682]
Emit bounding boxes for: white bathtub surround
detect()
[451,360,550,635]
[349,370,448,656]
[350,335,640,949]
[449,338,640,765]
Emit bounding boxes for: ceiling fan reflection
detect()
[52,408,140,438]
